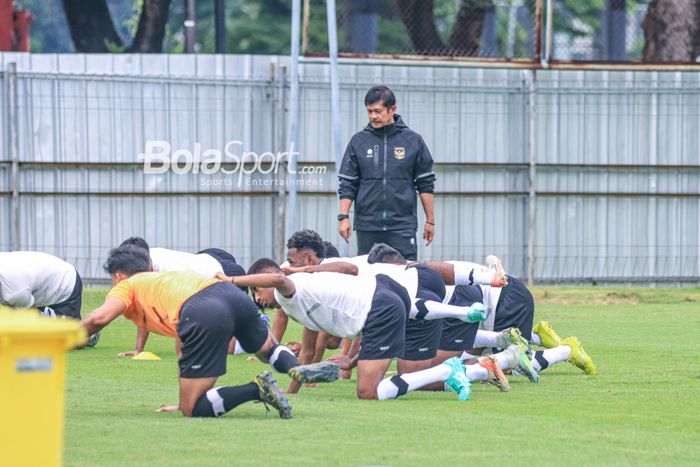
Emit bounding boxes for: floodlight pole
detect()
[285,0,302,242]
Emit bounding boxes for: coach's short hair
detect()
[323,241,340,259]
[104,245,150,276]
[120,236,150,252]
[286,229,325,259]
[367,243,406,265]
[365,85,396,108]
[248,258,281,275]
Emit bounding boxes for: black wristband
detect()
[337,214,349,221]
[426,221,435,226]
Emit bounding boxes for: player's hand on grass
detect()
[285,340,302,356]
[326,353,352,370]
[339,369,352,380]
[155,405,180,413]
[117,350,140,357]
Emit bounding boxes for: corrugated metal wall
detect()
[1,53,698,284]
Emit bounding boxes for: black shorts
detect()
[359,274,410,361]
[414,264,446,302]
[196,248,245,278]
[439,285,482,351]
[357,230,417,261]
[493,276,534,340]
[47,273,82,320]
[177,282,268,378]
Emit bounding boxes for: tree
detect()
[642,0,700,62]
[61,0,171,53]
[395,0,493,55]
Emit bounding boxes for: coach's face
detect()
[366,101,396,129]
[287,248,321,268]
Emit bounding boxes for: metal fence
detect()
[303,0,700,64]
[1,52,699,285]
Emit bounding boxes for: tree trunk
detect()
[447,0,493,56]
[642,0,700,62]
[61,0,123,52]
[395,0,445,54]
[129,0,172,53]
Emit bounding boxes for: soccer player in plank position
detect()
[219,258,476,401]
[370,243,595,379]
[117,237,259,357]
[0,251,99,346]
[79,245,339,419]
[282,229,502,371]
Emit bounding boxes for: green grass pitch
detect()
[63,287,700,466]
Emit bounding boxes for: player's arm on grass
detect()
[78,298,126,347]
[286,326,319,394]
[119,327,149,357]
[282,261,358,276]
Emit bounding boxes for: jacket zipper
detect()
[382,131,387,231]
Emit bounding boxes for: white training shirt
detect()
[364,262,419,299]
[274,272,377,338]
[0,252,77,308]
[320,254,370,275]
[149,247,223,277]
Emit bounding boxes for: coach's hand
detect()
[339,218,352,243]
[423,221,435,246]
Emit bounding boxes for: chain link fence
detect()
[303,0,700,64]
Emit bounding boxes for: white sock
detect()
[532,346,571,372]
[460,351,482,361]
[530,333,542,346]
[451,261,492,285]
[410,300,469,321]
[376,363,452,400]
[465,363,488,382]
[233,340,244,355]
[473,330,501,348]
[492,348,516,370]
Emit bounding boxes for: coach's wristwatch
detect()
[337,214,349,221]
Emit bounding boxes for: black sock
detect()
[269,344,300,373]
[191,383,261,417]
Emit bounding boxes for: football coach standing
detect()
[337,85,436,260]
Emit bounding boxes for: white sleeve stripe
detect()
[338,174,359,180]
[414,172,434,180]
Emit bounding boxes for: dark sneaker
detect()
[288,361,340,384]
[87,332,100,347]
[254,371,292,419]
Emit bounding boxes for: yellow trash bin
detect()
[0,307,86,467]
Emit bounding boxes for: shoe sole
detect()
[482,356,510,392]
[486,255,508,287]
[255,371,292,419]
[564,337,596,375]
[508,328,532,357]
[534,321,563,348]
[289,361,340,384]
[517,353,540,383]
